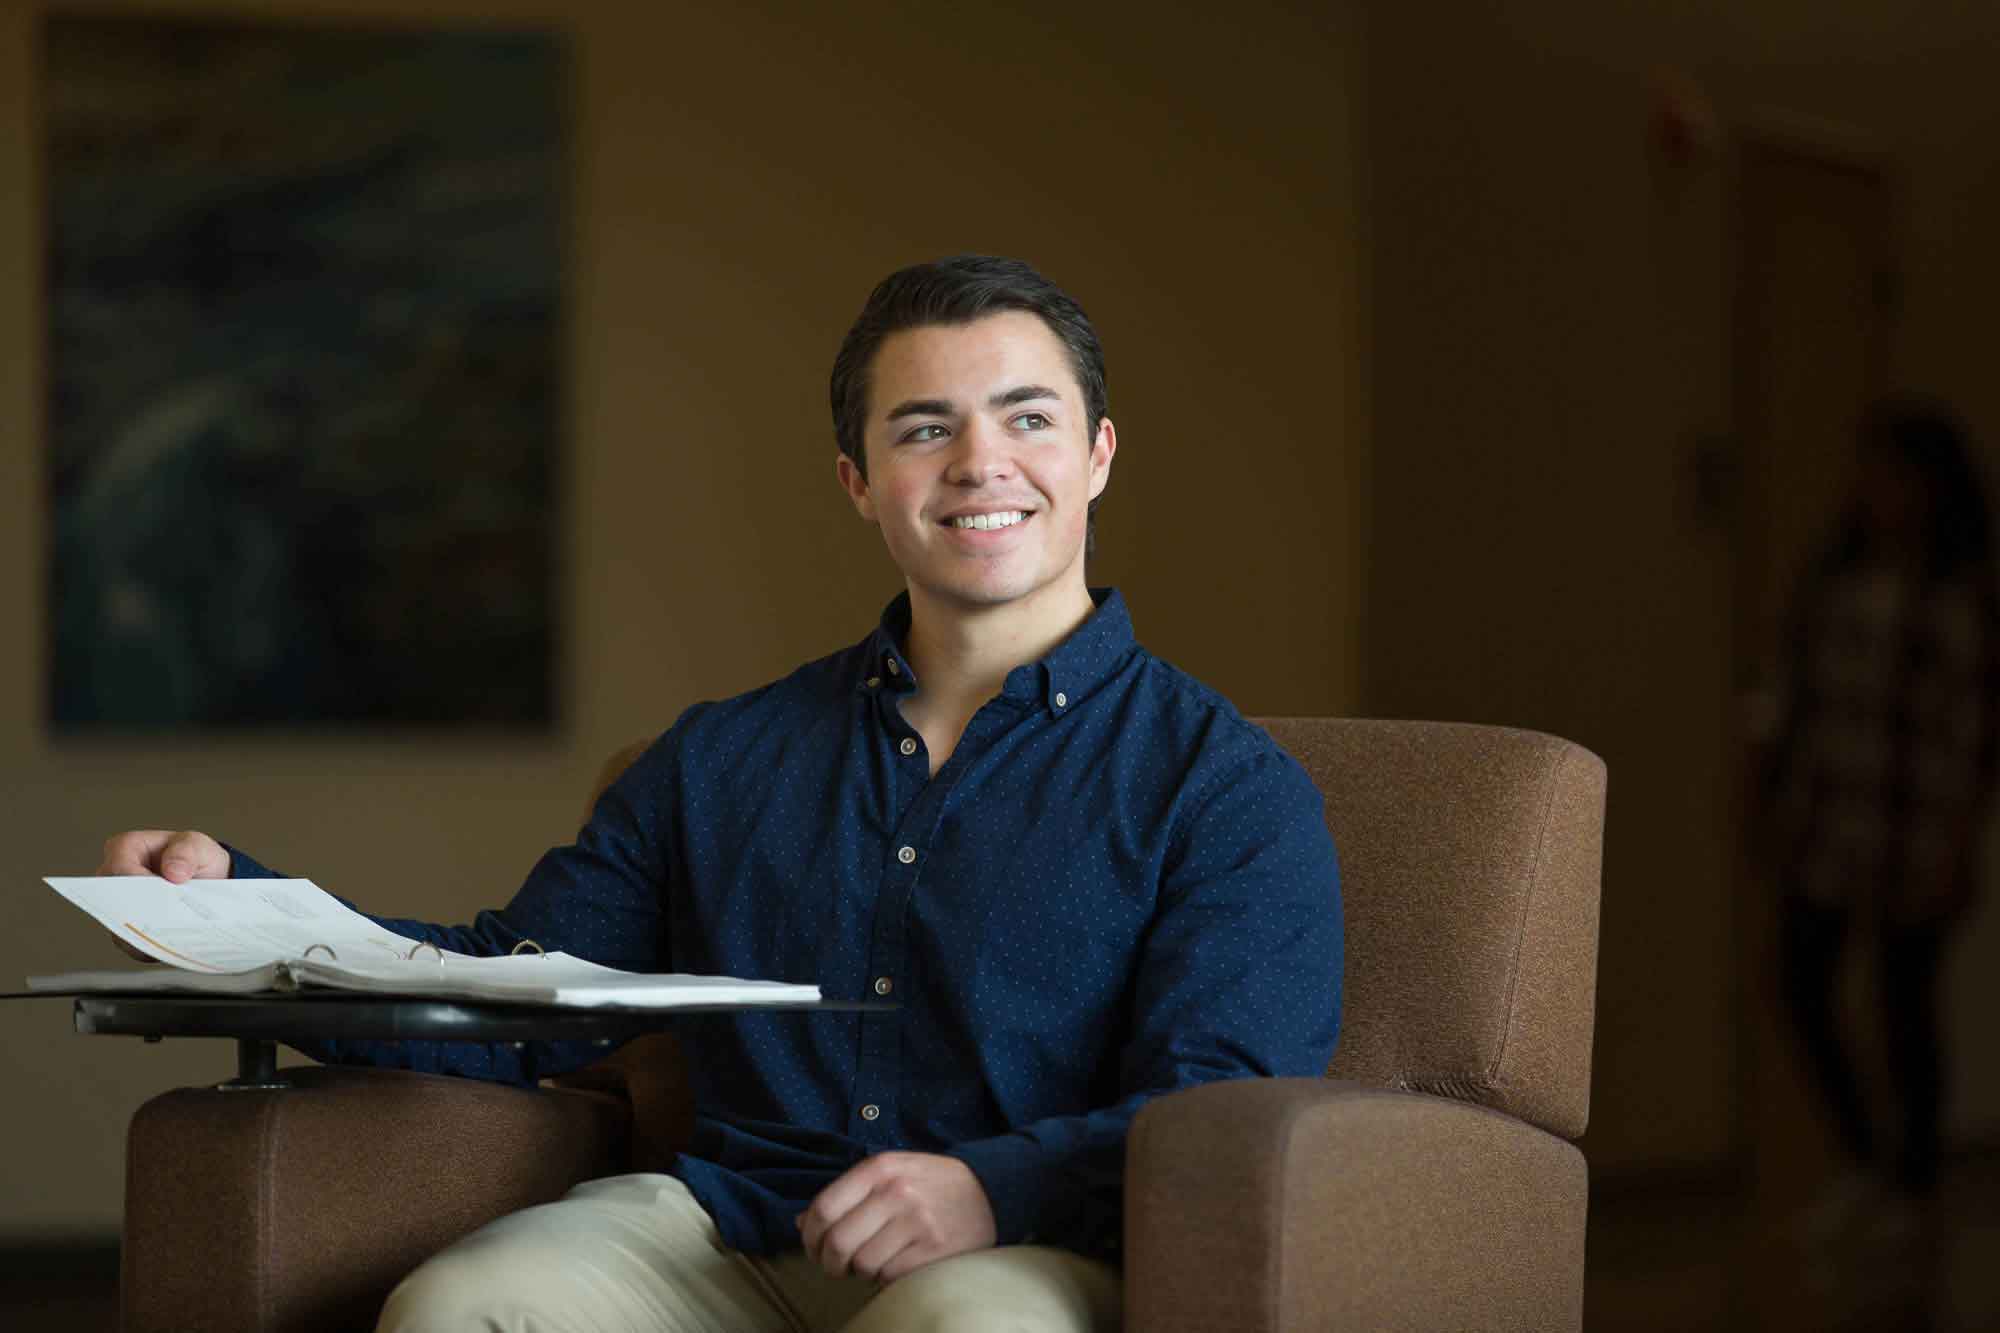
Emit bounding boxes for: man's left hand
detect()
[797,1151,997,1281]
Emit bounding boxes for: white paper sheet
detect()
[43,876,455,972]
[34,876,823,1008]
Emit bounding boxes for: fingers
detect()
[849,1218,922,1283]
[798,1160,944,1280]
[98,831,173,876]
[97,830,228,883]
[159,831,227,882]
[797,1161,875,1260]
[799,1160,903,1278]
[805,1190,901,1278]
[798,1153,995,1281]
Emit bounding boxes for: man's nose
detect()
[945,420,1013,484]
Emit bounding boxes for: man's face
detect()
[838,311,1114,619]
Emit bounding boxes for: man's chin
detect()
[906,568,1090,619]
[926,584,1034,612]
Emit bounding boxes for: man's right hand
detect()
[97,830,229,883]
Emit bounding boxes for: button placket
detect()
[854,687,1023,1147]
[855,772,944,1143]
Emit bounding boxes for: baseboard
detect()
[1589,1158,1742,1205]
[0,1234,119,1279]
[1589,1136,2000,1205]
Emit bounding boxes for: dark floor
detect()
[0,1243,118,1333]
[1583,1152,2000,1331]
[5,1157,1999,1331]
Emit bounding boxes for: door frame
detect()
[1724,113,1902,1217]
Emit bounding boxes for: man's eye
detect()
[902,423,949,443]
[1011,412,1052,431]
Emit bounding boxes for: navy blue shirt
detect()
[236,589,1341,1259]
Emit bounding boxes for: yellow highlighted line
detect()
[121,924,226,972]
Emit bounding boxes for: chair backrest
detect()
[1255,718,1605,1140]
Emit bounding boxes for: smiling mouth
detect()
[942,510,1031,531]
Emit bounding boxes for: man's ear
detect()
[1086,417,1117,502]
[836,452,877,522]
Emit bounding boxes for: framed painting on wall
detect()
[44,14,566,730]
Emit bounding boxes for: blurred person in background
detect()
[1752,396,2000,1246]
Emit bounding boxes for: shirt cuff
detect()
[223,843,279,879]
[944,1132,1073,1249]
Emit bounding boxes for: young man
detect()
[99,255,1343,1332]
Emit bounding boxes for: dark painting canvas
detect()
[45,16,565,729]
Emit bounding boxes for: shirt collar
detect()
[859,588,1136,717]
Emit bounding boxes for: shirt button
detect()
[886,658,900,675]
[860,1103,881,1121]
[873,976,893,996]
[1054,692,1068,708]
[897,846,916,865]
[866,676,881,689]
[899,737,918,757]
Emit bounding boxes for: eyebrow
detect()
[883,384,1066,422]
[884,397,954,422]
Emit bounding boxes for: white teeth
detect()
[947,511,1027,531]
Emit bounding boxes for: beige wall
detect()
[0,0,1367,1234]
[1364,1,2000,1178]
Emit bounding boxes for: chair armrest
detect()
[1125,1078,1587,1333]
[545,1032,693,1171]
[121,1065,630,1333]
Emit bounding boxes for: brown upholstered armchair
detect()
[119,719,1604,1331]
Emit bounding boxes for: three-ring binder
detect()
[382,939,544,963]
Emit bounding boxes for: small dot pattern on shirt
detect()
[248,587,1342,1261]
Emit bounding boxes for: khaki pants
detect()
[377,1173,1123,1332]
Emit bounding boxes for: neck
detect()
[903,580,1097,709]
